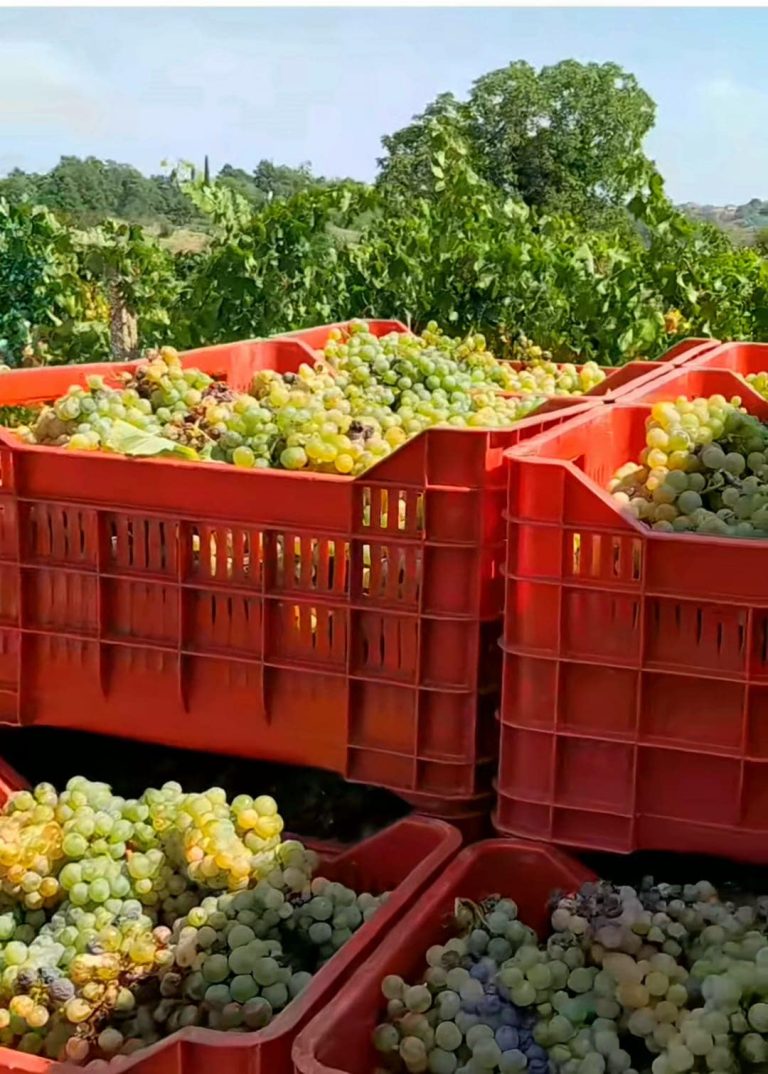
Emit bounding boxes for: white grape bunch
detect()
[608,394,768,537]
[0,777,390,1065]
[16,324,599,477]
[374,876,768,1074]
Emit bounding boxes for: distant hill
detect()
[679,198,768,244]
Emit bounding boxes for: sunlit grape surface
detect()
[609,392,768,537]
[0,771,388,1064]
[14,322,605,476]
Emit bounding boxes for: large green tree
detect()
[377,60,655,223]
[216,160,328,206]
[0,157,201,228]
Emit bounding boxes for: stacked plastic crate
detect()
[0,322,601,837]
[495,340,768,861]
[0,324,723,832]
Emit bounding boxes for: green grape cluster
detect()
[250,362,397,474]
[502,360,605,397]
[320,322,548,437]
[0,775,292,1055]
[0,778,289,921]
[98,839,387,1052]
[373,896,555,1074]
[0,896,172,1061]
[374,876,768,1074]
[542,878,768,1074]
[0,782,66,908]
[447,330,605,397]
[141,784,285,897]
[18,323,597,477]
[285,868,386,965]
[609,394,768,537]
[0,778,390,1066]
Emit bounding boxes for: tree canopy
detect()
[377,59,655,225]
[0,157,330,229]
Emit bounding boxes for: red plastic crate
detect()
[0,755,25,808]
[497,367,768,862]
[292,838,593,1074]
[406,790,495,844]
[586,340,722,402]
[675,340,768,377]
[614,363,768,409]
[0,752,460,1074]
[0,340,600,808]
[655,337,721,366]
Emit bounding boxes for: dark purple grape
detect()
[496,1026,519,1051]
[48,978,76,1004]
[15,969,37,992]
[479,995,502,1017]
[499,1005,520,1026]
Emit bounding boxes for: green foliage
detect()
[378,60,655,226]
[0,198,104,366]
[215,160,329,207]
[5,59,768,369]
[0,157,331,231]
[352,124,663,362]
[175,179,365,346]
[0,157,203,230]
[78,220,182,352]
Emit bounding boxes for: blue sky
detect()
[1,7,767,205]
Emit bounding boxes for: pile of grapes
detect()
[609,393,768,537]
[13,322,605,476]
[0,776,387,1066]
[374,876,768,1074]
